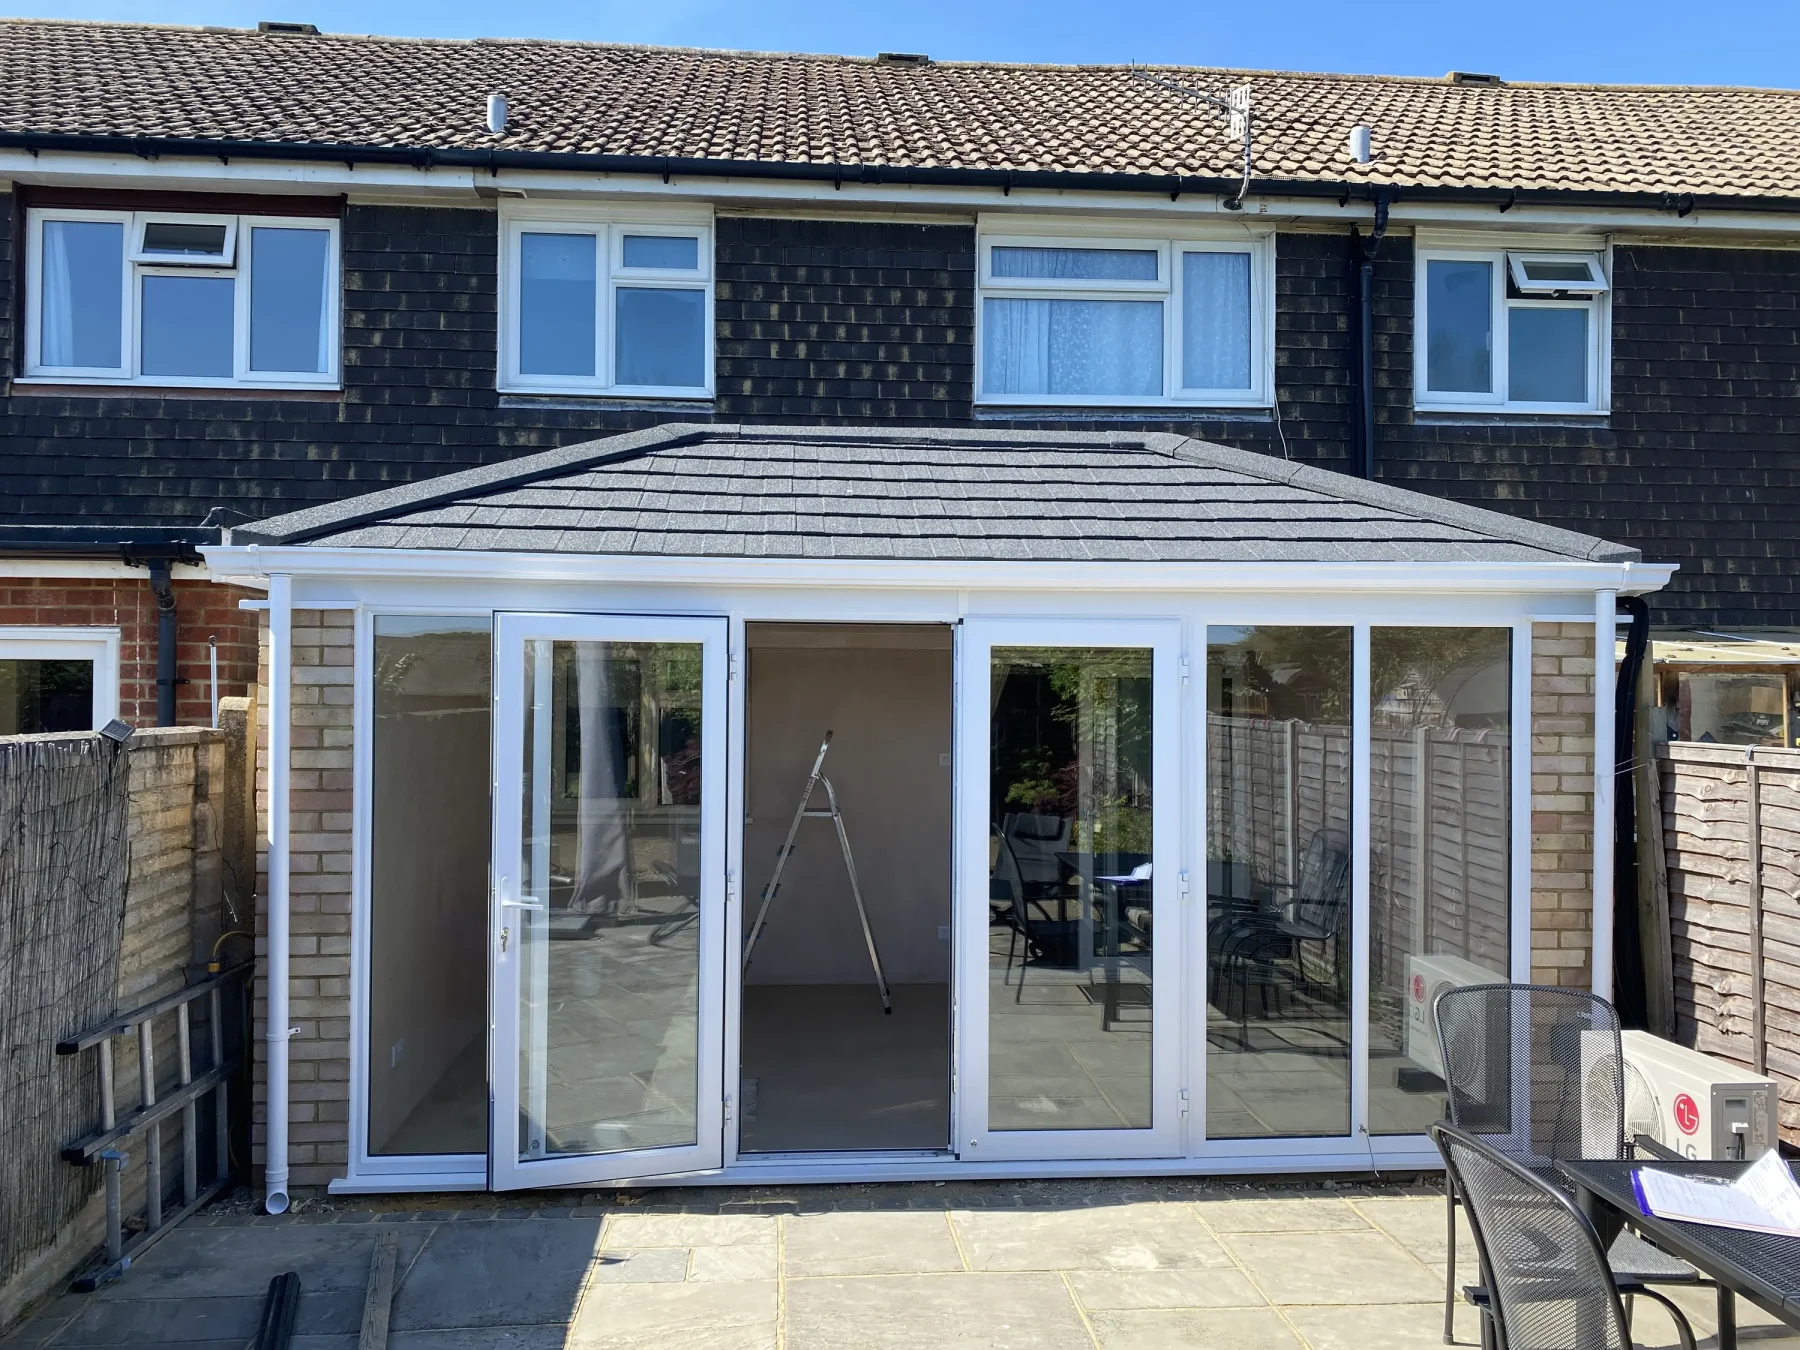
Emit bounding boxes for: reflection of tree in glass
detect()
[1371,628,1510,731]
[1213,627,1351,722]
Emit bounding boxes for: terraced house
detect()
[0,18,1790,1202]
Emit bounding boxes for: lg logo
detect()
[1673,1092,1700,1136]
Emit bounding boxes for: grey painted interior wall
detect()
[743,624,953,986]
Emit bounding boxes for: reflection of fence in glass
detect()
[1206,714,1350,892]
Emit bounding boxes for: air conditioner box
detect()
[1405,952,1508,1078]
[1620,1031,1779,1161]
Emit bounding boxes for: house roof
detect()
[2,20,1798,204]
[232,424,1641,566]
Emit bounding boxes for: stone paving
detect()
[3,1178,1797,1349]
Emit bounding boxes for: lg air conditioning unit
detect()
[1405,952,1507,1079]
[1619,1031,1779,1161]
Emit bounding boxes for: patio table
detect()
[1559,1158,1800,1350]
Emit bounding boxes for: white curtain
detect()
[983,297,1162,397]
[1181,251,1252,391]
[570,645,635,915]
[41,221,76,366]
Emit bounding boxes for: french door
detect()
[956,617,1183,1161]
[489,613,728,1189]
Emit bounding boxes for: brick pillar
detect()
[253,609,354,1190]
[1529,622,1597,988]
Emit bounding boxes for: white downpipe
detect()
[264,574,293,1215]
[1591,589,1617,1003]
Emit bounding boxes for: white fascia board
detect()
[202,544,1675,598]
[9,149,1800,240]
[0,557,210,580]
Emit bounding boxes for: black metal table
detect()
[1559,1159,1800,1350]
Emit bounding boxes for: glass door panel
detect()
[1205,625,1353,1140]
[959,620,1180,1161]
[491,613,726,1189]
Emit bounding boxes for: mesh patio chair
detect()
[1432,1122,1696,1350]
[1432,983,1699,1344]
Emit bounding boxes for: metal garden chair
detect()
[1433,1121,1696,1350]
[1433,982,1699,1343]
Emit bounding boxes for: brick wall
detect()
[1529,622,1598,989]
[0,576,260,727]
[252,609,353,1190]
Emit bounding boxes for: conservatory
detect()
[203,423,1671,1205]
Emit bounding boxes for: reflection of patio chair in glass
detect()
[1208,827,1351,1048]
[992,831,1081,1000]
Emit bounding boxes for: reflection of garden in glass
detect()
[1206,626,1352,1140]
[988,646,1155,1132]
[1368,627,1511,1136]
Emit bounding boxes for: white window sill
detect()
[497,383,713,401]
[498,393,715,413]
[12,378,341,398]
[975,405,1275,422]
[1414,404,1609,422]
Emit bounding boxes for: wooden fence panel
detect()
[1660,742,1800,1146]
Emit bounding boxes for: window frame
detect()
[498,210,714,399]
[1414,240,1610,415]
[130,213,239,266]
[974,223,1275,410]
[0,625,121,732]
[23,207,342,391]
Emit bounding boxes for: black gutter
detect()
[1,130,1795,217]
[1611,595,1653,1030]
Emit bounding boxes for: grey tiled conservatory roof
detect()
[231,424,1640,566]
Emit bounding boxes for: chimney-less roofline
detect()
[0,129,1779,217]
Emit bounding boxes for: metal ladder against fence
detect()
[56,961,251,1291]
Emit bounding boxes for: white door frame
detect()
[955,615,1184,1162]
[489,610,729,1190]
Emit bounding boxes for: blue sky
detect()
[20,0,1797,89]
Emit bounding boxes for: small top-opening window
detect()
[1507,252,1607,296]
[133,217,237,266]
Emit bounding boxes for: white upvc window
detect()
[499,211,713,398]
[23,208,340,390]
[975,224,1274,408]
[1415,241,1611,413]
[0,626,120,734]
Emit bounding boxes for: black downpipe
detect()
[1612,595,1652,1028]
[147,558,178,727]
[1352,195,1392,479]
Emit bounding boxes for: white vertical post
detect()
[1592,590,1617,1003]
[1509,622,1533,984]
[1350,624,1371,1141]
[264,574,293,1214]
[209,636,219,729]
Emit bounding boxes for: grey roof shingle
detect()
[231,424,1642,566]
[1,20,1798,201]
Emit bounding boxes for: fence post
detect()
[1746,746,1767,1076]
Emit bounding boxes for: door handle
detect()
[499,896,546,912]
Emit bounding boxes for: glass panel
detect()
[1520,259,1597,284]
[988,646,1153,1131]
[982,297,1162,398]
[1425,259,1493,394]
[1206,626,1352,1139]
[622,234,699,270]
[1508,307,1588,403]
[140,274,234,378]
[141,221,229,258]
[1367,628,1511,1136]
[249,227,330,374]
[991,246,1158,281]
[615,287,706,388]
[40,219,124,369]
[0,659,93,734]
[1181,250,1252,390]
[368,618,492,1156]
[519,232,597,377]
[518,639,704,1159]
[1677,671,1789,747]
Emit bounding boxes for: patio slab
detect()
[4,1178,1797,1350]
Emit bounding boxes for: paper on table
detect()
[1633,1150,1800,1238]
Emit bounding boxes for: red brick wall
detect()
[0,575,261,726]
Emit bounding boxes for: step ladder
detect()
[742,731,892,1013]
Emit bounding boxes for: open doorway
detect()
[740,623,953,1152]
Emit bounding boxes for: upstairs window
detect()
[976,228,1272,408]
[500,215,711,397]
[25,208,339,389]
[1415,244,1609,413]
